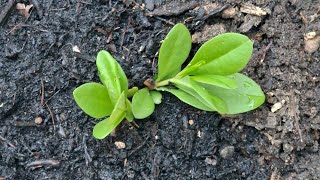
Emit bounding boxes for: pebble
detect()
[188,120,194,125]
[115,141,126,149]
[271,100,285,112]
[219,145,235,159]
[205,157,217,166]
[34,116,42,124]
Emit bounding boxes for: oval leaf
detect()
[156,23,192,82]
[171,76,227,113]
[204,73,265,114]
[93,92,127,139]
[185,33,253,76]
[73,82,113,119]
[157,87,213,111]
[96,50,128,105]
[132,88,155,119]
[150,91,162,104]
[190,74,238,89]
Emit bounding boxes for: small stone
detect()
[34,116,42,124]
[197,130,203,138]
[271,100,285,112]
[304,33,320,53]
[188,120,194,125]
[219,145,235,159]
[283,143,294,153]
[205,157,217,166]
[115,141,126,149]
[72,45,81,53]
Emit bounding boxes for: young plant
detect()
[73,23,265,139]
[143,23,265,114]
[73,51,159,139]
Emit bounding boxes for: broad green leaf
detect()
[170,76,227,113]
[132,88,155,119]
[73,82,113,119]
[157,87,213,111]
[96,50,128,105]
[190,74,237,89]
[93,92,127,139]
[125,99,134,122]
[204,73,265,114]
[185,33,253,76]
[150,91,162,104]
[156,23,192,82]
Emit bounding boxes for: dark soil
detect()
[1,0,319,179]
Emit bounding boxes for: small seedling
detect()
[73,23,265,139]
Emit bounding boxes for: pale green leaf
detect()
[96,50,128,105]
[125,99,134,122]
[190,74,237,89]
[185,33,253,76]
[132,88,155,119]
[73,82,113,119]
[93,92,126,139]
[150,91,162,104]
[204,73,265,114]
[157,87,213,111]
[170,76,227,113]
[156,23,191,81]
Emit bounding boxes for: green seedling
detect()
[73,23,265,139]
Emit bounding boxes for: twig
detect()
[154,17,175,26]
[82,135,92,166]
[26,159,60,168]
[259,39,273,62]
[0,0,15,26]
[45,103,56,133]
[40,79,45,106]
[0,135,16,148]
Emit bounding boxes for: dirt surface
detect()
[0,0,319,179]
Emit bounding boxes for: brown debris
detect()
[147,1,198,16]
[221,6,239,19]
[16,3,33,17]
[238,15,262,33]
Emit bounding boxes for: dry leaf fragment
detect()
[16,3,33,17]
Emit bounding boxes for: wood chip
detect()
[221,6,238,19]
[240,3,270,16]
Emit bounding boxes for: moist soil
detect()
[1,0,319,179]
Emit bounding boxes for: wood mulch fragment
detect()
[26,159,60,168]
[147,1,198,16]
[0,0,15,26]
